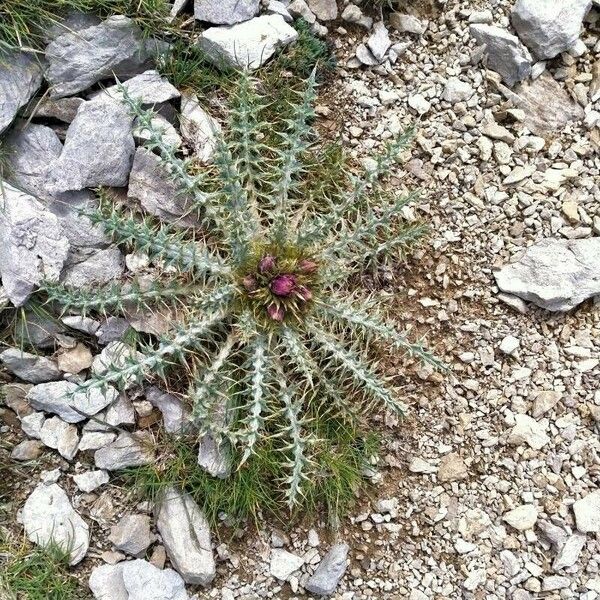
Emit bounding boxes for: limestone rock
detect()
[145,386,189,433]
[39,416,79,460]
[180,93,221,163]
[197,433,231,478]
[27,381,118,423]
[155,486,216,585]
[128,148,197,226]
[438,452,468,482]
[511,0,592,60]
[0,51,43,134]
[73,470,110,493]
[198,15,298,70]
[11,440,44,461]
[503,504,538,531]
[23,96,85,122]
[573,491,600,533]
[442,77,475,104]
[367,22,391,63]
[47,98,135,192]
[194,0,260,24]
[307,0,337,21]
[45,15,152,98]
[389,13,427,35]
[92,342,143,389]
[507,414,550,450]
[305,543,349,596]
[470,24,532,86]
[0,183,70,306]
[95,432,155,470]
[19,483,89,565]
[89,560,188,600]
[60,247,124,289]
[494,238,600,311]
[0,348,62,383]
[270,548,304,580]
[552,533,587,570]
[532,390,561,418]
[109,514,155,557]
[57,343,94,374]
[96,70,180,105]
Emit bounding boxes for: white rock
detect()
[194,0,259,24]
[494,238,600,311]
[511,0,592,60]
[180,93,221,163]
[499,335,520,355]
[367,21,391,62]
[408,94,431,115]
[389,13,427,35]
[145,386,189,433]
[92,342,144,389]
[20,412,45,439]
[73,470,110,493]
[508,414,550,450]
[573,491,600,533]
[198,15,298,70]
[109,514,155,557]
[19,483,89,565]
[552,533,587,570]
[156,486,216,585]
[503,504,538,531]
[95,432,155,470]
[97,70,180,105]
[27,381,118,423]
[78,432,117,451]
[442,77,474,104]
[270,548,304,581]
[532,390,561,418]
[0,183,70,306]
[39,416,79,460]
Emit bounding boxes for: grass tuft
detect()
[0,538,82,600]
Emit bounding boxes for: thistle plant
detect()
[43,71,440,508]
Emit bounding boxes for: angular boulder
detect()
[0,348,62,383]
[19,483,89,565]
[127,148,198,226]
[305,543,349,597]
[39,416,79,460]
[89,559,188,600]
[94,432,155,470]
[194,0,260,24]
[45,15,152,98]
[96,70,180,105]
[198,15,298,70]
[155,486,215,585]
[511,0,592,60]
[470,24,532,87]
[0,183,70,306]
[145,386,189,433]
[0,51,43,134]
[26,380,118,423]
[494,238,600,311]
[47,97,135,192]
[108,514,155,557]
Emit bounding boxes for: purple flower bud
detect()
[242,275,258,292]
[258,255,276,274]
[267,303,285,322]
[297,285,312,301]
[297,259,318,274]
[270,274,296,297]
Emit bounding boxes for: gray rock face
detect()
[501,73,584,135]
[73,470,110,492]
[96,70,180,105]
[45,15,152,98]
[198,15,299,70]
[127,148,197,226]
[194,0,260,24]
[0,183,70,306]
[145,386,189,433]
[26,381,118,423]
[511,0,592,60]
[94,432,155,470]
[61,247,124,288]
[3,123,107,250]
[19,483,89,565]
[305,543,349,596]
[0,51,43,134]
[0,348,62,383]
[180,93,221,163]
[109,514,155,556]
[47,98,135,192]
[307,0,337,21]
[23,96,85,122]
[470,24,532,87]
[155,486,216,585]
[197,433,231,478]
[39,416,79,460]
[494,238,600,311]
[89,560,188,600]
